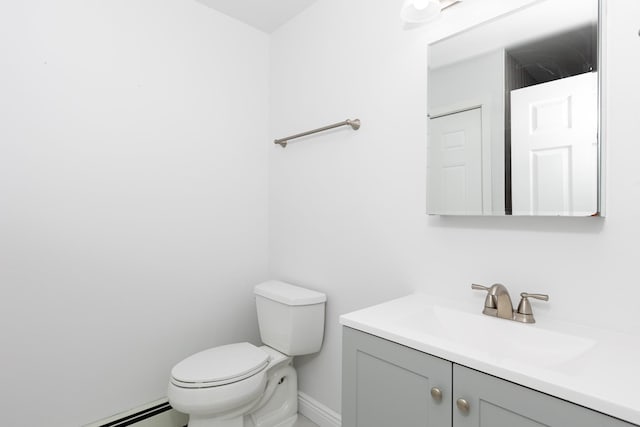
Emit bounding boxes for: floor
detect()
[295,415,319,427]
[176,414,316,427]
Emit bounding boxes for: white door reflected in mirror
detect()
[428,108,484,215]
[511,72,598,216]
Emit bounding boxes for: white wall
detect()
[269,0,640,416]
[0,1,269,425]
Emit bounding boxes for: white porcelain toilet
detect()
[168,280,326,427]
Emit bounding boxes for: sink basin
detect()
[400,304,596,368]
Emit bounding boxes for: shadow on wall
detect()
[428,215,605,234]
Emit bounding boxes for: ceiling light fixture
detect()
[400,0,461,24]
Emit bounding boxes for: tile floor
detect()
[295,415,319,427]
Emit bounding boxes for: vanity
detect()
[340,292,640,427]
[339,0,640,422]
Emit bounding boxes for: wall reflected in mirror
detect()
[427,0,601,216]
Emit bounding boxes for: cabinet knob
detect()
[456,398,470,415]
[430,387,443,402]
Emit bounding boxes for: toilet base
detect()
[245,363,297,427]
[184,352,299,427]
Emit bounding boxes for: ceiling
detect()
[195,0,318,33]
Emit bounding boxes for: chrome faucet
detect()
[472,283,549,324]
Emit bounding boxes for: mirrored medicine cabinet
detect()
[427,0,603,216]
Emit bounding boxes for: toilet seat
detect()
[170,342,269,389]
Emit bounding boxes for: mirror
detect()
[427,0,601,216]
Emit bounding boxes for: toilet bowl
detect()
[168,281,326,427]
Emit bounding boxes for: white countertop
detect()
[339,293,640,426]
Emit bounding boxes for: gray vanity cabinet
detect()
[453,364,635,427]
[342,326,452,427]
[342,327,638,427]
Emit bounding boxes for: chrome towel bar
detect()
[274,118,361,148]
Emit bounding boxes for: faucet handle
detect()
[515,292,549,323]
[471,283,497,310]
[520,292,549,302]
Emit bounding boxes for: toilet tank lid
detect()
[254,280,326,306]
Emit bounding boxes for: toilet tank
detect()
[254,280,326,356]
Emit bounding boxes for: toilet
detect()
[168,280,326,427]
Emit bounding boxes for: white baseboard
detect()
[87,393,337,427]
[297,392,341,427]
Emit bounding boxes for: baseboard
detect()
[298,392,341,427]
[86,393,337,427]
[84,398,188,427]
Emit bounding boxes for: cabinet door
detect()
[453,364,637,427]
[342,327,452,427]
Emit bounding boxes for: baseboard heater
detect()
[88,399,187,427]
